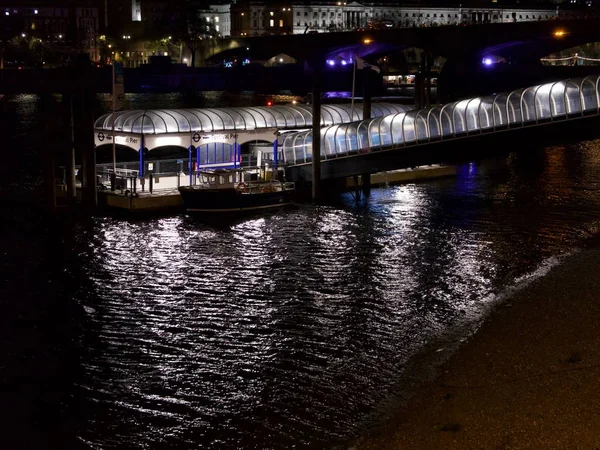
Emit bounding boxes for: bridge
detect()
[213,19,600,66]
[211,18,600,101]
[280,74,600,183]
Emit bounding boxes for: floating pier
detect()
[344,164,456,189]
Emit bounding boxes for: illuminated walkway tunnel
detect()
[281,75,600,165]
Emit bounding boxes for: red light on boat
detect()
[266,100,272,106]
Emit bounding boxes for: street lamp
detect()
[122,35,131,66]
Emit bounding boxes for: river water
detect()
[3,92,600,449]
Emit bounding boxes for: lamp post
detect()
[122,35,130,66]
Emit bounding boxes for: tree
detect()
[160,1,220,67]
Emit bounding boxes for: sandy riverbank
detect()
[352,243,600,449]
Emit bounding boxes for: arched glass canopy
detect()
[94,103,412,134]
[281,75,600,165]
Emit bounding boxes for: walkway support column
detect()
[64,93,77,205]
[188,146,194,186]
[272,138,278,180]
[311,67,322,200]
[361,69,372,193]
[73,55,97,211]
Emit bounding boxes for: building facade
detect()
[1,3,100,63]
[229,2,562,36]
[198,3,232,37]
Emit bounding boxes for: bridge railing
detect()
[281,74,600,165]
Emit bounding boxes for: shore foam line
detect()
[348,245,600,449]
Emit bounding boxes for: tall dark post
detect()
[64,93,77,205]
[311,68,322,200]
[415,72,425,110]
[40,94,57,213]
[73,55,97,211]
[42,140,57,213]
[361,69,372,193]
[362,69,372,120]
[425,52,433,107]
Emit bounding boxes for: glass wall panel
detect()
[550,82,566,117]
[305,133,313,162]
[506,90,524,125]
[280,106,309,126]
[244,107,272,128]
[533,85,551,119]
[211,110,236,129]
[478,96,494,129]
[335,124,350,155]
[181,111,202,131]
[439,106,453,135]
[282,135,295,163]
[144,112,169,133]
[194,109,226,130]
[492,94,508,126]
[452,101,468,134]
[380,116,394,146]
[357,121,370,150]
[465,99,481,131]
[520,88,537,123]
[325,105,347,123]
[165,110,192,132]
[197,143,234,165]
[120,111,147,132]
[369,118,383,148]
[402,113,417,143]
[202,109,230,129]
[390,113,406,143]
[320,108,335,126]
[221,109,248,129]
[565,80,582,114]
[323,126,338,157]
[132,114,159,134]
[347,123,360,153]
[581,76,599,111]
[295,133,308,163]
[415,110,429,141]
[427,108,442,138]
[263,107,288,127]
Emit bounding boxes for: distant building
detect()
[0,2,100,61]
[230,1,562,36]
[230,2,294,36]
[198,3,232,36]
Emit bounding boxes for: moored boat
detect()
[178,168,295,213]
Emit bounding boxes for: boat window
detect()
[219,176,226,184]
[228,175,234,183]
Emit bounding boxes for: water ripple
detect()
[69,141,600,449]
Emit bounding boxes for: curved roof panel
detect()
[94,103,412,134]
[281,74,600,166]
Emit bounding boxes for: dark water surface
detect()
[3,93,600,449]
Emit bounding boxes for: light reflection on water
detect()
[73,141,600,449]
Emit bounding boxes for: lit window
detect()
[216,25,220,31]
[279,19,283,26]
[270,11,274,16]
[270,19,274,26]
[215,17,219,22]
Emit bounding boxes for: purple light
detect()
[341,60,347,66]
[326,60,335,66]
[482,57,493,66]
